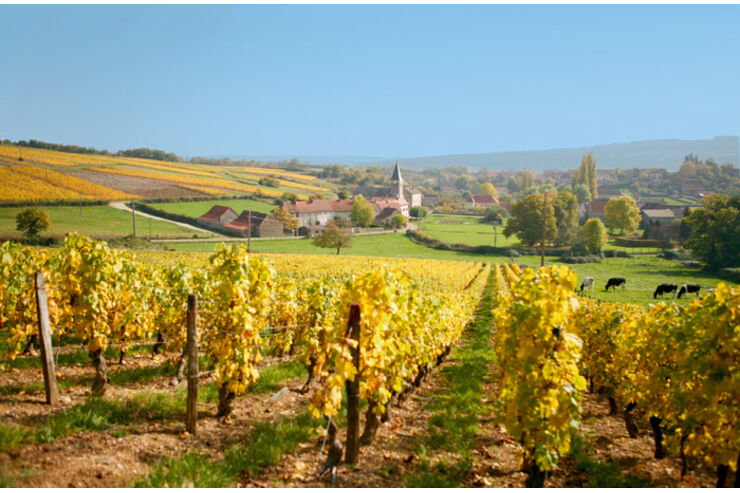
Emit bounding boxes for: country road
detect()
[108,201,220,236]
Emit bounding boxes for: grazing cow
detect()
[653,283,678,299]
[580,277,594,295]
[677,284,701,299]
[605,277,626,291]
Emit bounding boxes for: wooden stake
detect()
[344,302,361,464]
[35,271,58,406]
[186,293,199,434]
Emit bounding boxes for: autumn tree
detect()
[604,196,641,234]
[504,193,557,247]
[479,182,498,198]
[350,194,375,227]
[312,221,353,255]
[572,153,598,200]
[581,218,608,253]
[16,208,50,239]
[273,204,299,232]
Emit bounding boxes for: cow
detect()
[677,284,701,299]
[605,277,626,291]
[580,277,594,295]
[653,283,678,299]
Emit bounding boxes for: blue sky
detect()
[1,5,738,159]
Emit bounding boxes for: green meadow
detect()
[0,205,206,240]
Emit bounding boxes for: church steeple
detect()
[391,162,403,199]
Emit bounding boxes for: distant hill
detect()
[364,136,739,172]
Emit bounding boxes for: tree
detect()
[479,182,498,198]
[519,170,534,193]
[581,218,608,253]
[572,183,591,204]
[685,194,740,269]
[553,190,579,246]
[390,214,407,229]
[409,206,428,219]
[483,205,508,224]
[16,208,50,239]
[504,193,557,247]
[273,204,299,232]
[312,221,353,255]
[572,153,598,200]
[350,195,375,227]
[604,196,641,234]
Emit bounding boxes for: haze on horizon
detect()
[1,5,739,159]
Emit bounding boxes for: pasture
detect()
[150,198,276,217]
[417,214,518,247]
[0,205,210,240]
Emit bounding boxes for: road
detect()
[108,201,220,236]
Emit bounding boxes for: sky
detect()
[1,5,739,159]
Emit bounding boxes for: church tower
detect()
[390,162,403,200]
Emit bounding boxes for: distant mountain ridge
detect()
[224,136,738,171]
[365,136,739,172]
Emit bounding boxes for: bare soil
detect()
[0,339,726,488]
[61,169,206,199]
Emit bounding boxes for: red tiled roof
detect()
[370,196,407,210]
[198,205,236,221]
[284,199,354,214]
[589,200,610,214]
[223,211,267,231]
[470,194,498,205]
[375,207,403,222]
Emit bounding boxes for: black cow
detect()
[653,283,678,299]
[677,284,701,299]
[605,277,626,291]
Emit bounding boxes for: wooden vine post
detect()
[344,302,361,464]
[186,293,199,434]
[35,271,59,406]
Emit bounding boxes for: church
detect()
[353,163,423,210]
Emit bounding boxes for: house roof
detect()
[198,205,236,221]
[470,194,498,205]
[589,199,610,214]
[285,199,354,214]
[642,209,676,219]
[371,196,407,210]
[375,206,403,222]
[223,210,268,231]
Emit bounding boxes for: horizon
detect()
[2,5,739,158]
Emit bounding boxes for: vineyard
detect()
[0,235,737,487]
[0,144,322,203]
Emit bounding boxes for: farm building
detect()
[640,209,677,228]
[578,199,609,221]
[222,211,285,238]
[466,194,499,210]
[284,198,354,227]
[197,205,238,228]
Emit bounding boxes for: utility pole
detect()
[493,224,498,248]
[247,210,252,253]
[131,200,137,237]
[540,192,547,267]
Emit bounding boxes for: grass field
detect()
[150,198,276,217]
[160,233,732,307]
[0,205,211,240]
[417,214,519,248]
